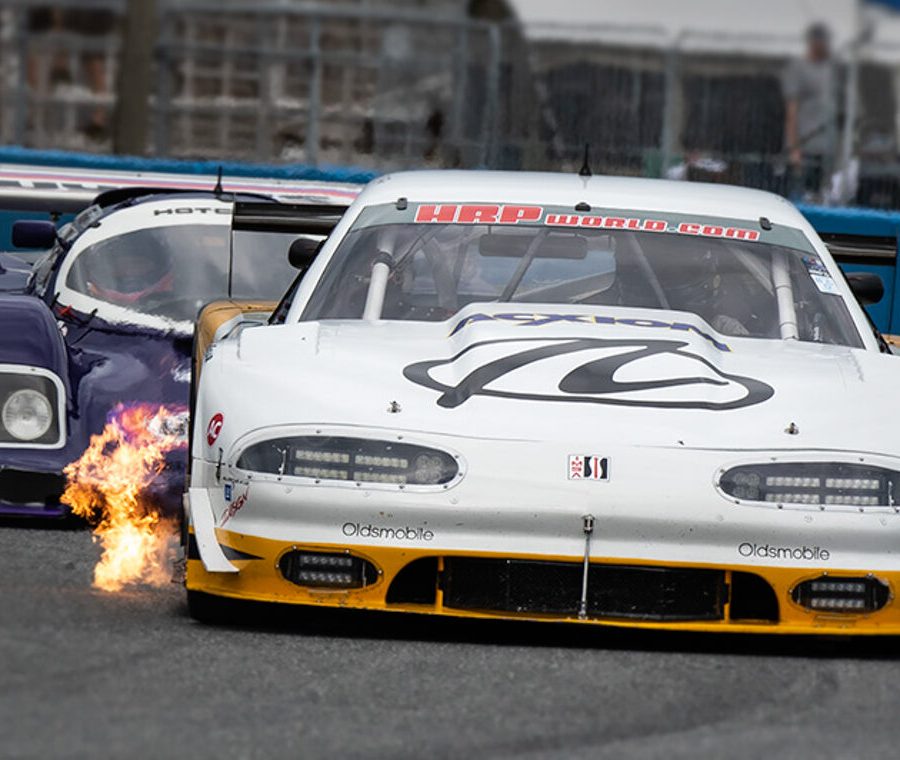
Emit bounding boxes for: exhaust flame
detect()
[63,402,188,592]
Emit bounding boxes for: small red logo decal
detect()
[206,413,224,446]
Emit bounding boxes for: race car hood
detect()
[205,303,897,456]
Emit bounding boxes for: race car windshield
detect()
[64,224,301,322]
[303,216,863,348]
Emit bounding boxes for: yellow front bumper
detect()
[186,528,900,635]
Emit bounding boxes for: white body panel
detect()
[189,172,900,575]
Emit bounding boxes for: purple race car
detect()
[0,180,356,517]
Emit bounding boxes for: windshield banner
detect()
[352,203,815,253]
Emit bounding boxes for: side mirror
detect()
[288,236,323,269]
[846,271,884,306]
[11,220,58,249]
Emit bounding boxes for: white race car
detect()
[185,171,900,635]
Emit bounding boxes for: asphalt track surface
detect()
[3,522,900,760]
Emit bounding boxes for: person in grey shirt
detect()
[783,23,837,200]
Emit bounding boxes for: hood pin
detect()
[387,400,402,414]
[785,422,799,435]
[578,514,595,620]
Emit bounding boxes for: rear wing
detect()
[819,233,896,268]
[232,201,349,234]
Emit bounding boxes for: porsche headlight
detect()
[719,463,898,508]
[237,436,460,486]
[2,389,53,442]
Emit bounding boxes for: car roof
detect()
[359,171,806,229]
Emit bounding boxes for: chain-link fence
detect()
[152,3,526,170]
[0,1,122,151]
[2,0,898,207]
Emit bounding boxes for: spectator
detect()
[64,8,117,140]
[783,23,838,201]
[26,7,66,90]
[26,6,117,141]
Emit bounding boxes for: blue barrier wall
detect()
[0,146,379,185]
[798,204,900,333]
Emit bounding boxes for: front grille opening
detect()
[0,469,65,506]
[386,557,439,605]
[729,572,779,622]
[442,558,726,621]
[792,575,890,614]
[279,550,377,590]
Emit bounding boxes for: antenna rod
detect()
[214,166,224,195]
[578,144,592,178]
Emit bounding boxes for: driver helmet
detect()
[86,246,174,305]
[656,245,719,312]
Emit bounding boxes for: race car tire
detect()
[186,590,240,625]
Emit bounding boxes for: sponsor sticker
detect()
[220,487,248,526]
[153,206,231,216]
[811,274,840,295]
[738,542,831,562]
[404,336,774,411]
[801,255,839,294]
[224,483,233,502]
[342,522,435,542]
[802,255,829,277]
[206,413,224,446]
[412,204,760,242]
[449,311,731,352]
[568,455,610,481]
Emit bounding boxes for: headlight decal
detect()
[0,368,64,447]
[718,461,899,510]
[2,389,53,441]
[236,435,462,488]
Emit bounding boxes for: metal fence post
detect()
[659,39,682,177]
[114,0,159,155]
[306,14,322,167]
[154,4,171,157]
[12,6,28,146]
[840,0,864,196]
[449,24,469,163]
[255,14,272,161]
[480,22,501,168]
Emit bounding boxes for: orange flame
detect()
[62,403,188,592]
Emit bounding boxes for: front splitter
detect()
[185,528,900,635]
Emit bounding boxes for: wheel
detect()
[186,589,239,625]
